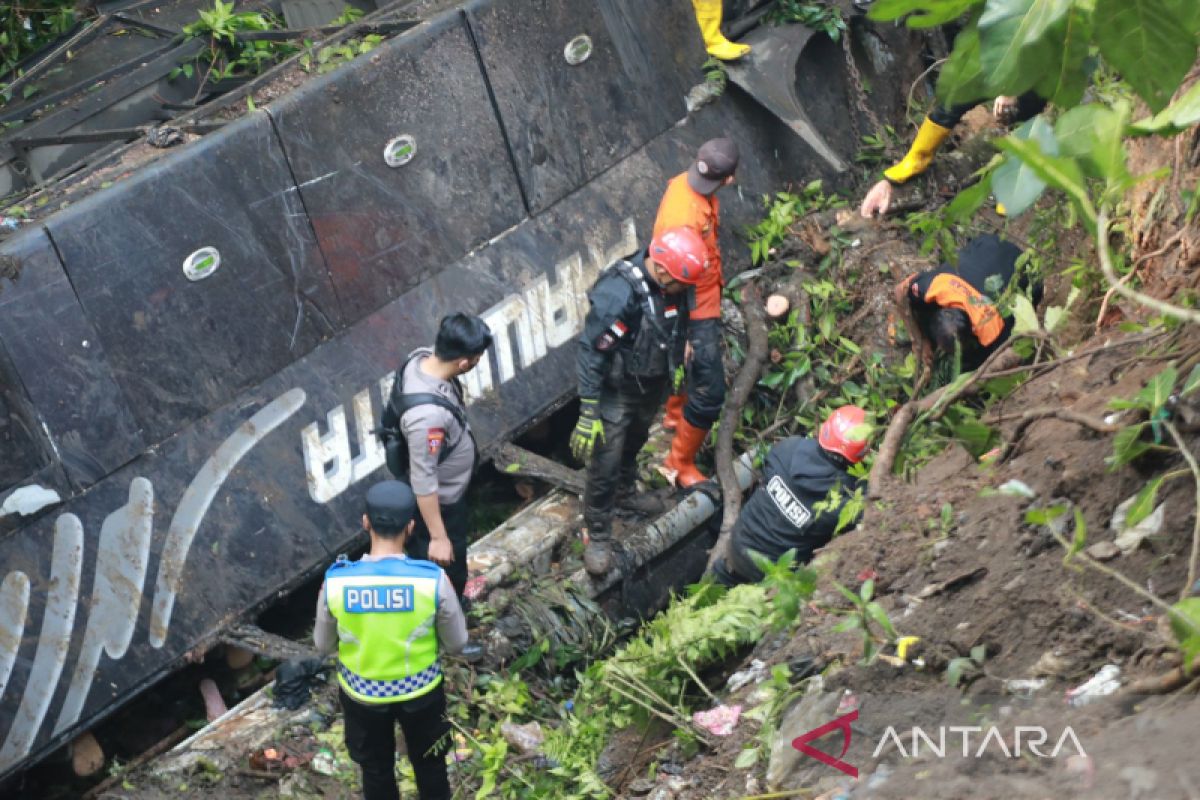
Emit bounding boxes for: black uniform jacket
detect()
[730,437,862,569]
[576,249,686,401]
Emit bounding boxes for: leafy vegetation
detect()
[831,578,898,664]
[766,0,847,41]
[1,0,76,106]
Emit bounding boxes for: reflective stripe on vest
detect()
[325,557,442,704]
[923,273,1005,347]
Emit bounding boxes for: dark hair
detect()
[931,308,970,355]
[434,313,493,361]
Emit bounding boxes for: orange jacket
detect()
[653,173,722,320]
[920,273,1005,347]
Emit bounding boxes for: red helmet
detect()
[818,405,869,463]
[648,226,708,285]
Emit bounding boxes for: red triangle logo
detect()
[791,709,859,778]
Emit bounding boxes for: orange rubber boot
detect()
[663,395,686,431]
[663,418,709,488]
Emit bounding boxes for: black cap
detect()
[687,137,740,194]
[366,480,417,534]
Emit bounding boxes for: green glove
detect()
[570,398,606,463]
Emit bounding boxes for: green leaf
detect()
[734,747,760,769]
[937,21,988,106]
[869,0,983,26]
[978,0,1072,91]
[1182,364,1200,397]
[1137,365,1177,412]
[944,170,994,222]
[950,417,997,456]
[1111,422,1150,467]
[1132,80,1200,135]
[992,116,1057,216]
[1034,4,1093,107]
[834,581,863,607]
[1024,503,1067,526]
[866,601,896,639]
[1126,475,1166,530]
[1010,294,1041,335]
[946,656,971,687]
[1093,0,1197,113]
[995,134,1095,227]
[1065,507,1087,563]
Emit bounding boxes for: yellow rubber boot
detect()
[692,0,751,61]
[883,117,952,184]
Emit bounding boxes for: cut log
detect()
[491,442,587,496]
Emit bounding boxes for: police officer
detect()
[712,406,869,586]
[314,480,468,800]
[379,313,493,599]
[896,234,1042,373]
[654,137,740,488]
[571,226,709,576]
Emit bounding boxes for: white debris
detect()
[0,485,62,517]
[1003,678,1048,697]
[997,479,1037,498]
[1065,664,1121,707]
[1111,494,1165,554]
[726,659,768,692]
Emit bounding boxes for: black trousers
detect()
[930,90,1045,129]
[584,377,668,538]
[405,495,468,598]
[683,318,726,429]
[340,685,451,800]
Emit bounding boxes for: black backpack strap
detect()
[381,358,470,465]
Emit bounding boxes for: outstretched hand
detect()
[859,179,894,218]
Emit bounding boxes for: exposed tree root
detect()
[709,283,769,570]
[995,408,1121,463]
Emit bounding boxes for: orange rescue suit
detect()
[653,173,722,320]
[919,273,1005,347]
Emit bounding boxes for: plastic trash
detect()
[726,659,767,692]
[1065,664,1121,706]
[273,657,327,710]
[692,704,742,736]
[463,574,488,600]
[310,749,337,776]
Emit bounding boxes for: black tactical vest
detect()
[607,260,682,383]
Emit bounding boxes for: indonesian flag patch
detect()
[427,428,446,456]
[596,319,628,352]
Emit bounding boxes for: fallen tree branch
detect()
[1163,420,1200,601]
[491,442,587,496]
[868,347,1020,498]
[928,341,1019,420]
[997,408,1121,463]
[709,284,769,570]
